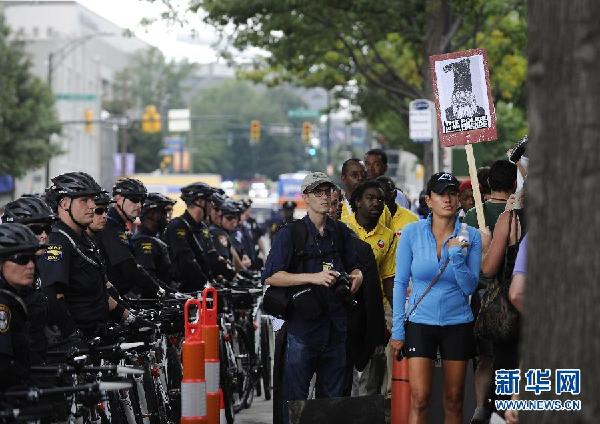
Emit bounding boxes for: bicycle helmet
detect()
[0,223,46,257]
[142,193,176,216]
[209,192,227,207]
[46,172,103,200]
[180,182,215,203]
[2,196,56,224]
[112,178,147,198]
[94,191,113,206]
[220,200,240,216]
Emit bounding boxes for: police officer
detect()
[2,196,56,245]
[239,199,263,269]
[38,172,128,338]
[0,223,47,391]
[96,178,163,298]
[267,200,296,238]
[211,200,249,271]
[132,193,176,287]
[1,197,56,365]
[164,183,213,293]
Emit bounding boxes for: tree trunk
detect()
[523,1,600,422]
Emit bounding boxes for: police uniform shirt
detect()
[96,208,134,293]
[230,227,246,258]
[21,285,48,365]
[132,225,173,284]
[261,215,360,346]
[165,211,213,279]
[38,221,109,333]
[0,277,30,390]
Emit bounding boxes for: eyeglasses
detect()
[311,188,333,198]
[127,196,145,204]
[6,253,36,265]
[94,207,108,215]
[28,224,52,235]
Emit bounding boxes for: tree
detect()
[198,0,528,174]
[523,1,597,422]
[190,80,312,179]
[0,16,61,178]
[103,47,196,172]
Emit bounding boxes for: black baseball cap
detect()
[426,172,460,194]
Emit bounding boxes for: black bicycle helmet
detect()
[142,193,176,216]
[46,172,103,200]
[180,182,215,203]
[209,192,227,207]
[113,178,147,198]
[94,191,113,206]
[240,198,253,210]
[2,196,56,224]
[220,200,240,216]
[0,223,46,257]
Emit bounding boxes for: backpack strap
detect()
[288,219,309,273]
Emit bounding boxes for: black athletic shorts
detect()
[405,321,475,361]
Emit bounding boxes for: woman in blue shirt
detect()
[390,172,482,424]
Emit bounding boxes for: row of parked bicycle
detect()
[0,273,271,424]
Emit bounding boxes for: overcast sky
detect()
[78,0,222,63]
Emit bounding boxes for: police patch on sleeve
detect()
[0,305,10,333]
[118,231,129,245]
[45,244,63,262]
[141,242,153,254]
[176,228,187,238]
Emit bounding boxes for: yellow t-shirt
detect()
[389,204,419,238]
[341,197,392,229]
[344,214,397,281]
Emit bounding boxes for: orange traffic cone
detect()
[181,299,208,424]
[391,350,410,424]
[219,389,226,424]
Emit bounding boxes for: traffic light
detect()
[308,147,317,156]
[84,108,93,134]
[142,105,161,133]
[250,120,261,144]
[302,121,312,144]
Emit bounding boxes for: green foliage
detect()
[199,0,528,165]
[0,16,61,177]
[103,47,196,172]
[190,80,312,179]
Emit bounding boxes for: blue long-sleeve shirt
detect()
[392,215,482,341]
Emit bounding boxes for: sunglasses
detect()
[223,215,237,221]
[6,253,37,265]
[28,224,52,235]
[94,207,108,215]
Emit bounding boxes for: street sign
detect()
[287,109,320,119]
[409,99,434,142]
[168,109,191,132]
[55,93,97,101]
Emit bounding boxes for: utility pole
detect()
[120,79,129,178]
[326,90,332,174]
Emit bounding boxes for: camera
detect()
[333,271,353,305]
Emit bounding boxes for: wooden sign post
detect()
[430,48,498,229]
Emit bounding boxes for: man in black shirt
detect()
[96,178,163,298]
[39,172,126,338]
[132,193,176,287]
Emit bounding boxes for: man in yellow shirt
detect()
[346,180,397,396]
[376,176,419,238]
[340,158,392,228]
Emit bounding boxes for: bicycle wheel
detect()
[233,324,256,410]
[260,320,272,400]
[220,335,236,424]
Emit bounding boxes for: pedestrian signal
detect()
[302,121,312,144]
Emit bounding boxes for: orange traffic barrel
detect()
[391,349,410,424]
[181,298,208,424]
[202,287,220,424]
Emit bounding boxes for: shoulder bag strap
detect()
[404,256,450,322]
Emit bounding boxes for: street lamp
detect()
[45,32,115,185]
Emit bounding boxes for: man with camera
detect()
[263,172,363,424]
